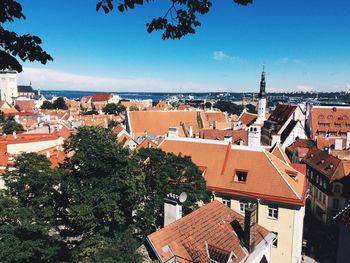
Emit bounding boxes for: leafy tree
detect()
[0,0,53,72]
[246,103,257,114]
[129,105,139,111]
[52,97,68,110]
[2,119,24,134]
[87,230,142,263]
[102,103,125,115]
[58,126,145,261]
[83,110,99,115]
[0,153,65,263]
[0,111,4,123]
[204,101,212,109]
[41,100,54,109]
[133,148,210,238]
[96,0,252,39]
[213,100,244,115]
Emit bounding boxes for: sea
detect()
[40,90,238,101]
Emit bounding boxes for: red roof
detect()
[15,100,36,112]
[91,93,113,102]
[148,201,270,263]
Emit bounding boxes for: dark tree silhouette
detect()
[96,0,253,39]
[0,0,53,72]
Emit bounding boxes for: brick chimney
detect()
[244,203,257,253]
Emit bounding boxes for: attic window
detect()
[234,170,248,182]
[318,115,324,119]
[285,169,297,180]
[327,115,333,120]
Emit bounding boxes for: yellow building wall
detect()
[214,196,297,263]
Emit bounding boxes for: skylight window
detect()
[234,170,248,182]
[285,169,297,180]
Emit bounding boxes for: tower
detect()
[247,125,261,147]
[0,70,18,104]
[255,68,267,124]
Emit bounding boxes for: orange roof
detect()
[121,101,145,110]
[0,143,9,167]
[81,96,92,103]
[317,136,346,150]
[128,110,228,138]
[238,112,257,126]
[310,106,350,139]
[117,133,132,144]
[148,201,270,263]
[159,138,307,205]
[91,93,113,102]
[155,101,173,110]
[200,129,247,145]
[135,138,158,152]
[270,143,291,164]
[15,100,36,112]
[38,146,66,168]
[0,133,61,144]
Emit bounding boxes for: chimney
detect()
[244,203,257,253]
[46,151,50,158]
[247,126,261,147]
[188,126,193,138]
[12,131,17,139]
[224,134,232,143]
[164,193,183,227]
[346,132,350,149]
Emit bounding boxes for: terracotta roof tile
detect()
[238,112,257,126]
[91,93,113,102]
[159,138,307,205]
[310,106,350,139]
[148,201,270,263]
[270,143,291,164]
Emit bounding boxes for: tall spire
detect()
[259,67,266,99]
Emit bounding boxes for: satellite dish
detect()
[178,192,188,203]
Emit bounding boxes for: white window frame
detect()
[268,204,279,219]
[222,198,231,208]
[239,201,248,213]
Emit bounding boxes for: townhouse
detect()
[159,137,307,263]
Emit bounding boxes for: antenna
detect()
[178,192,188,203]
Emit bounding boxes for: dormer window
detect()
[285,169,297,180]
[234,170,248,182]
[333,183,342,194]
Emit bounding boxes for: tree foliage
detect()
[133,148,210,238]
[102,103,126,115]
[0,0,53,72]
[2,119,24,134]
[41,97,67,110]
[214,100,244,115]
[0,153,65,263]
[59,126,145,261]
[0,126,209,262]
[246,103,257,114]
[96,0,253,39]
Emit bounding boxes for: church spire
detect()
[259,67,266,99]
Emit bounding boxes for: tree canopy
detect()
[96,0,253,39]
[102,103,126,115]
[41,97,68,110]
[0,126,210,262]
[0,0,53,72]
[214,100,244,115]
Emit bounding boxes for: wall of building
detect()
[337,224,350,263]
[7,138,64,155]
[0,72,18,104]
[214,195,303,263]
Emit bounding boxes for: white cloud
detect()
[18,67,214,92]
[213,51,239,62]
[295,85,315,93]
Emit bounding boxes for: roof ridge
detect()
[263,150,301,200]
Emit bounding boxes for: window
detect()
[333,184,342,194]
[234,170,247,182]
[307,169,310,177]
[333,199,339,209]
[316,175,319,184]
[286,169,297,180]
[322,194,326,205]
[268,205,279,219]
[239,202,248,213]
[222,198,231,208]
[272,232,278,248]
[310,170,314,179]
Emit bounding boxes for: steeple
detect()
[259,67,266,99]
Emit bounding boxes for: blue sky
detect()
[9,0,350,92]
